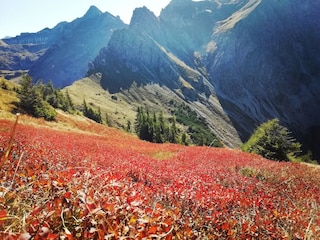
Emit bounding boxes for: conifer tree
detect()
[169,116,178,143]
[65,90,74,111]
[82,99,102,123]
[135,107,185,144]
[19,74,36,112]
[242,118,302,161]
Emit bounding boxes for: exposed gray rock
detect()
[207,0,320,158]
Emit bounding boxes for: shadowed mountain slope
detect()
[1,6,126,87]
[28,6,126,87]
[206,0,320,159]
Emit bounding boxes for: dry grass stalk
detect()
[0,113,20,169]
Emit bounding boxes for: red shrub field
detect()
[0,116,319,239]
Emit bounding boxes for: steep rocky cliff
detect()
[206,0,320,158]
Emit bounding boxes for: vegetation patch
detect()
[0,77,19,113]
[17,75,75,121]
[241,118,314,163]
[151,151,175,160]
[171,102,222,147]
[238,166,269,181]
[0,117,319,239]
[135,106,182,144]
[82,99,102,123]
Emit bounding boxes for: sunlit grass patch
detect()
[151,151,175,160]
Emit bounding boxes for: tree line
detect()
[134,106,184,144]
[18,75,104,124]
[18,74,74,121]
[82,99,102,124]
[134,105,224,147]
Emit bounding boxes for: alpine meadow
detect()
[1,0,320,239]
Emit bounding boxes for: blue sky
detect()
[0,0,171,38]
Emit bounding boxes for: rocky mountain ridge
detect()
[0,20,68,73]
[28,6,126,87]
[0,6,126,86]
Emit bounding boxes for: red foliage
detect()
[0,118,319,239]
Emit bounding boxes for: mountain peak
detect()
[84,5,102,18]
[130,6,158,27]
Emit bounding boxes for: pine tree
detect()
[241,119,302,161]
[181,132,188,145]
[135,106,143,135]
[134,106,190,145]
[82,99,102,123]
[126,120,131,132]
[169,116,178,143]
[19,74,36,112]
[83,99,88,115]
[65,90,74,112]
[97,108,102,123]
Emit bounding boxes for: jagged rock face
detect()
[29,6,126,87]
[92,1,248,93]
[206,0,320,158]
[0,6,126,86]
[159,0,242,65]
[90,6,218,97]
[91,28,180,93]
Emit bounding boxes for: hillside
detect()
[63,74,240,146]
[1,0,320,160]
[0,21,68,79]
[0,111,319,239]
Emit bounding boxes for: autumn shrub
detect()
[33,99,57,121]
